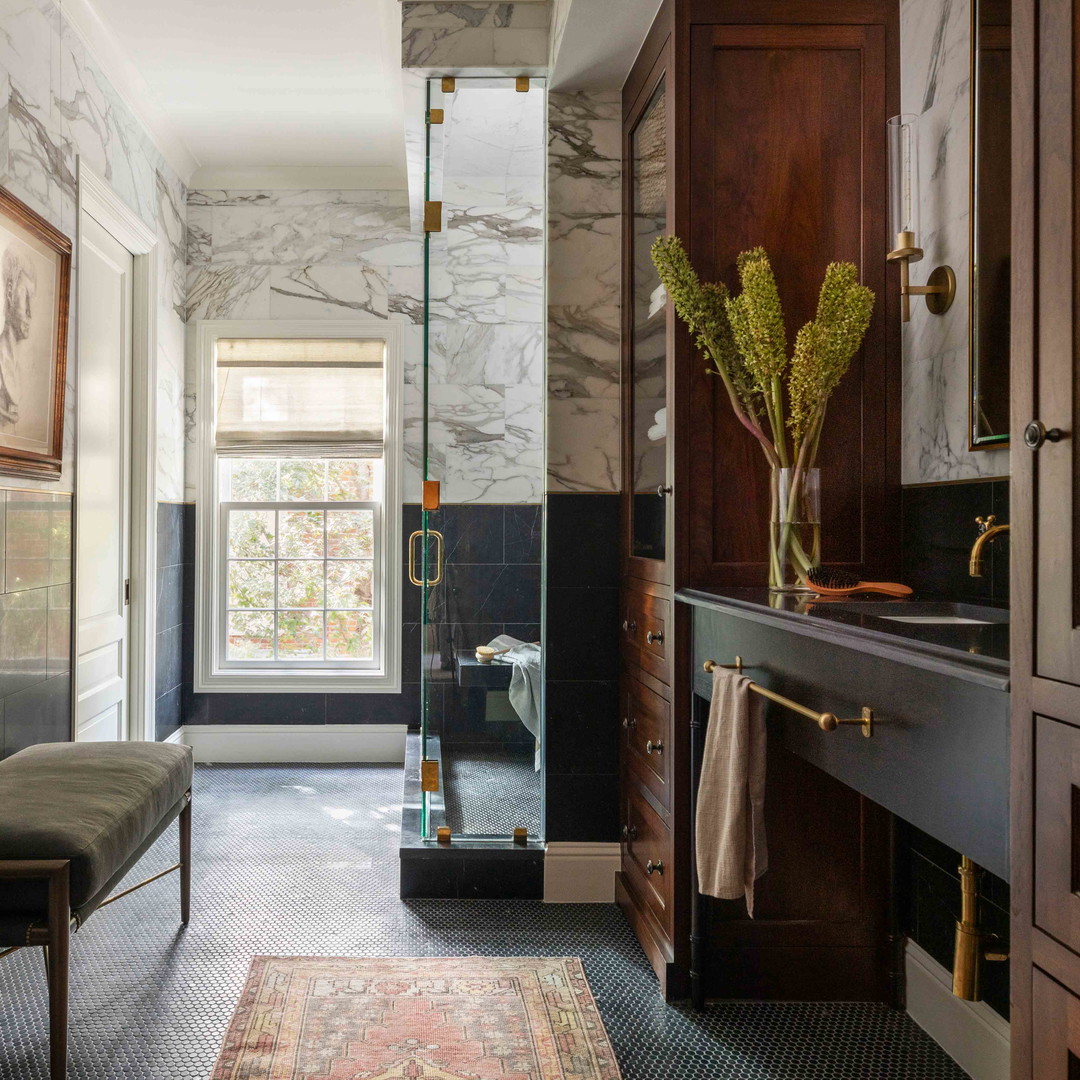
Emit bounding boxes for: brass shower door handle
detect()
[408,529,444,587]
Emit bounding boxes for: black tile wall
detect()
[0,489,72,758]
[181,502,544,735]
[904,824,1010,1020]
[155,502,186,742]
[544,493,621,843]
[901,479,1010,606]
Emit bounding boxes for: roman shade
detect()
[215,337,386,457]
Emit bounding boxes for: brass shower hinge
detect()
[420,758,440,792]
[515,76,530,92]
[441,77,456,93]
[423,200,442,233]
[436,826,452,843]
[513,827,528,845]
[423,479,440,511]
[428,108,444,125]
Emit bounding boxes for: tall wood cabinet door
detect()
[1033,969,1080,1079]
[1034,0,1080,684]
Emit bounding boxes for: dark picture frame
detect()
[0,185,70,479]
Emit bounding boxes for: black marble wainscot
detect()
[544,492,620,843]
[0,488,72,758]
[155,502,189,741]
[901,478,1009,606]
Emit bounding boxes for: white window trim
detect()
[194,319,402,694]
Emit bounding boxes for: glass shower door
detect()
[418,75,546,843]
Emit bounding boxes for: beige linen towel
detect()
[695,667,768,916]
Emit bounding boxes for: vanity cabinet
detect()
[1012,0,1080,1072]
[617,0,901,999]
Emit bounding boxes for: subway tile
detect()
[157,563,184,634]
[46,583,71,677]
[544,770,619,842]
[545,586,618,681]
[157,501,185,569]
[503,504,543,564]
[0,587,49,698]
[155,623,183,699]
[546,493,619,588]
[3,674,71,756]
[205,692,326,725]
[544,680,619,775]
[155,685,183,742]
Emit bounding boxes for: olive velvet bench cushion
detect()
[0,741,193,1079]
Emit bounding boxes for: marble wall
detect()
[547,90,621,492]
[402,2,550,71]
[0,0,188,501]
[900,0,1009,483]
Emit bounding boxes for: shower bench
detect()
[0,741,193,1079]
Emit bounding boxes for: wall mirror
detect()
[969,0,1012,449]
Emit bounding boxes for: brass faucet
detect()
[968,515,1010,578]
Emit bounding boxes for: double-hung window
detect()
[195,323,402,693]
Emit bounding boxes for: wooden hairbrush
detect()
[805,566,912,598]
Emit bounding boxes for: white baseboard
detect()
[162,728,185,744]
[179,724,407,763]
[905,940,1010,1080]
[544,842,620,902]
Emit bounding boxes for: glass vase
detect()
[768,467,821,591]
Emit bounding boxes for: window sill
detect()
[194,668,402,694]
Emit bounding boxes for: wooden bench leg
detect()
[179,791,191,924]
[46,864,69,1080]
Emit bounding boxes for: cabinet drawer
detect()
[622,586,671,684]
[1036,715,1080,952]
[622,786,673,928]
[625,678,671,808]
[1033,967,1080,1078]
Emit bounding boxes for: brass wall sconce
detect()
[886,115,956,322]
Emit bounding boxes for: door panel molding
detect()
[76,159,158,742]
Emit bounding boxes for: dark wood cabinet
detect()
[618,0,899,1001]
[1012,0,1080,1072]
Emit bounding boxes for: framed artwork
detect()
[0,185,70,479]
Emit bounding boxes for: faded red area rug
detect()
[210,955,622,1079]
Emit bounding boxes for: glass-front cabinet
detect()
[627,75,671,575]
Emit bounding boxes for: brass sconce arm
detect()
[887,231,956,321]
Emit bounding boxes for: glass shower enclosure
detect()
[415,75,547,844]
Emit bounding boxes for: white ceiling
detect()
[84,0,407,186]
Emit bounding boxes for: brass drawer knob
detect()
[621,824,638,841]
[1024,420,1065,449]
[645,739,664,755]
[622,716,637,730]
[646,630,663,646]
[622,619,637,633]
[646,859,664,876]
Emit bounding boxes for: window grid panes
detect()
[219,459,381,669]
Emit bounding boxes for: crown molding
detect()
[59,0,199,183]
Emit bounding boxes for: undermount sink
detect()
[881,615,995,624]
[825,601,1009,625]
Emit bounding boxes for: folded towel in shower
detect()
[696,666,768,916]
[487,635,542,770]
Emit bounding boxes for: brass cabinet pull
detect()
[646,630,663,646]
[407,529,444,588]
[622,716,637,730]
[646,739,663,755]
[621,824,638,841]
[657,484,672,497]
[646,859,664,876]
[623,619,637,633]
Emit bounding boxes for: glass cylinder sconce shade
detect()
[887,114,920,242]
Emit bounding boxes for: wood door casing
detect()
[685,22,898,588]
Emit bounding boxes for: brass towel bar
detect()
[703,656,874,738]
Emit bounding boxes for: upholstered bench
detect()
[0,741,193,1079]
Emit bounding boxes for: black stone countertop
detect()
[677,588,1010,691]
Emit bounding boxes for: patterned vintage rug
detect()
[210,955,623,1079]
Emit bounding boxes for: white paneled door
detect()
[76,212,133,741]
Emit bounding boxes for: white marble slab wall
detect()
[0,0,188,499]
[547,90,621,492]
[900,0,1009,482]
[402,2,550,71]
